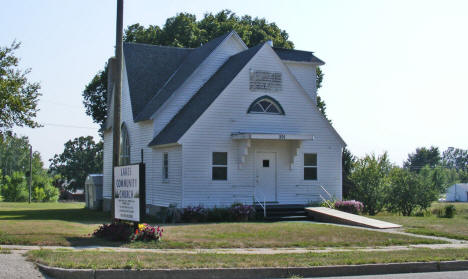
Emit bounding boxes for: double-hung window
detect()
[304,153,317,180]
[163,153,169,181]
[212,152,227,180]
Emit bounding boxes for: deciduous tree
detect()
[403,146,441,172]
[349,152,392,215]
[442,147,468,172]
[49,136,103,190]
[342,147,355,199]
[0,41,41,136]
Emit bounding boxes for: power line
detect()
[41,123,99,130]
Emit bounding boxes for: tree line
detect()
[343,146,468,216]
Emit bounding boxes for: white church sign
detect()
[114,164,141,222]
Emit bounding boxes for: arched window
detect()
[120,123,130,165]
[247,96,285,115]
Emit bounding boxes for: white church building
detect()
[102,31,345,215]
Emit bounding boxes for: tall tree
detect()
[82,10,317,129]
[342,147,355,199]
[403,146,441,172]
[386,166,449,216]
[315,67,328,120]
[0,41,41,136]
[442,147,468,172]
[49,136,103,190]
[349,152,392,215]
[0,134,42,178]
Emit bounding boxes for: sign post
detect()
[114,163,145,224]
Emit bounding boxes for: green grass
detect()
[0,202,113,246]
[0,202,445,248]
[374,203,468,240]
[151,222,444,249]
[27,248,468,269]
[0,247,11,254]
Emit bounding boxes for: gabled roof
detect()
[148,44,264,146]
[123,43,192,120]
[273,47,325,65]
[134,32,233,122]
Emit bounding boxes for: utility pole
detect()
[111,0,124,220]
[28,146,32,203]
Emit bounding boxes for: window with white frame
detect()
[304,153,317,180]
[247,96,285,115]
[163,152,169,180]
[212,152,227,180]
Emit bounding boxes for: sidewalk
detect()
[3,227,468,279]
[3,242,468,255]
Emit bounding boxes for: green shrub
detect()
[0,172,28,202]
[444,205,456,218]
[229,203,255,222]
[431,207,444,218]
[349,153,392,215]
[33,186,46,201]
[206,206,231,222]
[43,184,59,202]
[181,205,206,223]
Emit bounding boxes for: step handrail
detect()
[253,188,266,218]
[319,185,334,208]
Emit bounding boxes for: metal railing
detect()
[253,188,267,217]
[319,185,334,208]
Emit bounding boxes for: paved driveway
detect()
[0,250,46,279]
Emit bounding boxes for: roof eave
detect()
[282,59,325,66]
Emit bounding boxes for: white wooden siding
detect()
[285,62,318,103]
[150,145,183,207]
[180,44,343,207]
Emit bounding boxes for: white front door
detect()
[255,152,277,202]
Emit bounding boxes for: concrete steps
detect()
[255,204,309,221]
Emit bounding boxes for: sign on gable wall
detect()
[249,70,282,92]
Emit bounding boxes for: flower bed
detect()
[132,223,163,241]
[93,221,162,242]
[334,200,364,214]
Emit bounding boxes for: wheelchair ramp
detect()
[305,207,401,229]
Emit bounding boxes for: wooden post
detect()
[111,0,124,220]
[28,146,32,204]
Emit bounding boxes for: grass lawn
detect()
[27,248,468,269]
[0,202,444,248]
[0,247,10,254]
[0,202,113,246]
[153,222,444,248]
[374,203,468,240]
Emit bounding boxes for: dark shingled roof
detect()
[273,48,325,65]
[123,43,192,120]
[148,43,264,146]
[134,32,233,122]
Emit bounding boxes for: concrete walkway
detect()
[3,242,468,255]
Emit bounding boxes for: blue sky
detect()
[1,0,467,166]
